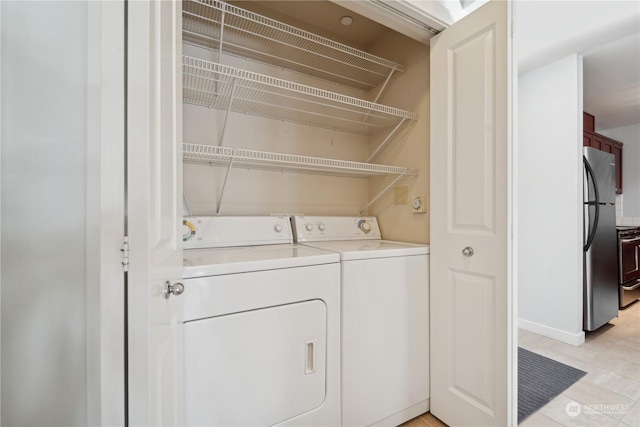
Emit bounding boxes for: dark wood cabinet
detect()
[583,129,623,194]
[611,141,623,194]
[584,112,595,132]
[583,111,622,193]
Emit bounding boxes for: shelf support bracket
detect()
[216,153,235,216]
[367,117,407,163]
[372,66,397,105]
[359,173,405,215]
[218,2,226,64]
[218,78,238,146]
[358,66,397,130]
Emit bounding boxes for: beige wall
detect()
[183,45,371,216]
[367,30,431,244]
[183,6,431,246]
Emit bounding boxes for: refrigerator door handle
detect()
[584,156,600,252]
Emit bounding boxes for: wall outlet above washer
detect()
[412,195,426,213]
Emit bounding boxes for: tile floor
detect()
[519,301,640,426]
[402,301,639,427]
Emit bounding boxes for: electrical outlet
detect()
[394,186,408,205]
[412,195,426,213]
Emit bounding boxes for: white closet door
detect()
[430,0,513,425]
[127,0,184,425]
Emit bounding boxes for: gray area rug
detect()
[518,347,586,423]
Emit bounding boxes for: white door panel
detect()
[430,1,512,425]
[127,0,184,425]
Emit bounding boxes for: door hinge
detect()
[122,236,129,272]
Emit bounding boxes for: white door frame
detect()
[85,1,126,425]
[81,1,520,425]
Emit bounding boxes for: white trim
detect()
[86,1,126,425]
[507,1,517,425]
[0,2,3,420]
[370,399,430,427]
[576,55,585,335]
[518,318,586,347]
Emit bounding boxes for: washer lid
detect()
[183,244,339,278]
[301,240,429,260]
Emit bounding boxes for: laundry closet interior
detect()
[179,1,433,426]
[182,0,430,244]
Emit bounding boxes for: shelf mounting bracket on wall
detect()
[215,155,235,215]
[218,77,237,146]
[367,117,407,162]
[217,0,226,64]
[358,66,397,131]
[359,173,406,215]
[371,66,397,105]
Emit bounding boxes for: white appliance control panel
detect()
[292,216,381,242]
[183,216,292,249]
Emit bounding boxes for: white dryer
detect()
[292,216,430,427]
[182,216,340,427]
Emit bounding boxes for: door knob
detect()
[165,281,185,299]
[462,247,474,257]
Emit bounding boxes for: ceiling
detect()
[583,33,640,131]
[515,1,640,132]
[230,1,389,50]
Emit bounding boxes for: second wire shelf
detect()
[183,56,417,136]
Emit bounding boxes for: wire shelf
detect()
[182,0,405,91]
[183,143,418,177]
[183,56,417,135]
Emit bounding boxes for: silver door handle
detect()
[165,281,185,299]
[462,247,474,257]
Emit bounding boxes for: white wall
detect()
[516,0,640,73]
[598,124,640,219]
[518,55,585,346]
[1,1,88,424]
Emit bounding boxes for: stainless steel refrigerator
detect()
[583,147,619,331]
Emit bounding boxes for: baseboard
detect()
[369,399,430,427]
[519,318,585,346]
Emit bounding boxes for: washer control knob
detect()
[359,221,371,233]
[183,220,196,241]
[274,224,283,233]
[318,222,326,231]
[305,223,314,231]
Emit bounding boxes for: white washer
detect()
[292,216,430,427]
[182,216,341,427]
